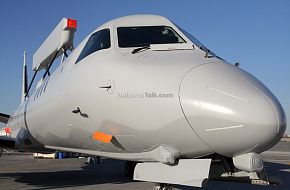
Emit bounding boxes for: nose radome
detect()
[179,62,286,156]
[242,70,287,151]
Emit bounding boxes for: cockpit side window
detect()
[76,29,111,63]
[117,26,186,48]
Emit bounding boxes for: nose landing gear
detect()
[153,183,174,190]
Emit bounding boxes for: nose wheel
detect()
[153,183,174,190]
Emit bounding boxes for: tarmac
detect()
[0,141,289,190]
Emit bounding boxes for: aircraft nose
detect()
[179,62,286,156]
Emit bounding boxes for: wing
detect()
[0,113,10,124]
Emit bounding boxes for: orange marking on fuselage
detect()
[92,131,112,143]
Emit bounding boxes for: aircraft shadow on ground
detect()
[0,159,135,190]
[0,160,289,190]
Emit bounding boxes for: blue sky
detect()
[0,0,289,133]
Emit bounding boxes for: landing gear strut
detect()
[124,161,137,177]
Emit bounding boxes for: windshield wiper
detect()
[132,46,151,54]
[200,46,215,58]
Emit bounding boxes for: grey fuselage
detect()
[6,15,286,162]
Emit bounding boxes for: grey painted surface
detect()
[0,15,287,187]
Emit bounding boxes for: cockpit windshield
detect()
[117,26,186,47]
[176,25,218,57]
